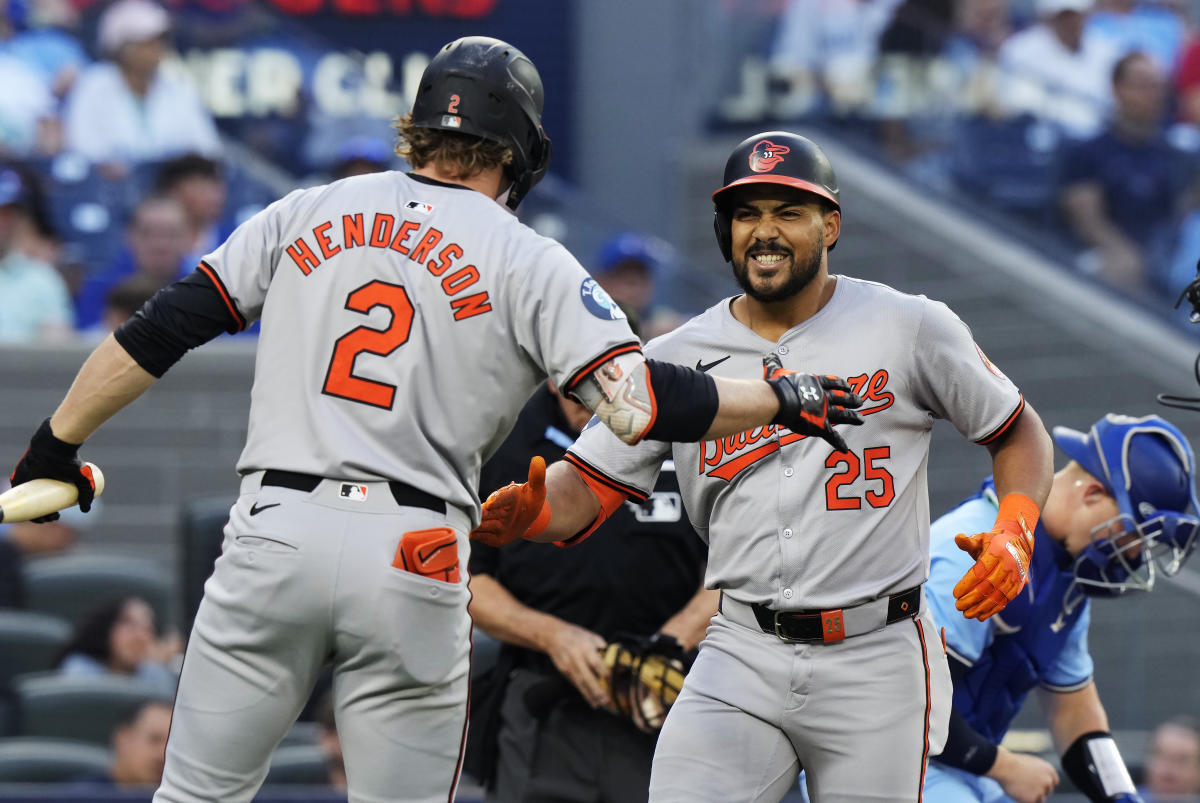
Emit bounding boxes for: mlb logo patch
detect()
[340,484,368,502]
[406,201,434,215]
[441,115,462,128]
[632,492,682,523]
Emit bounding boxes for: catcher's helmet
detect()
[410,36,553,210]
[712,131,840,261]
[1053,414,1200,603]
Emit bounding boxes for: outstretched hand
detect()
[953,512,1034,621]
[469,456,547,547]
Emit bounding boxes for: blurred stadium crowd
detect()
[8,0,1200,343]
[722,0,1200,310]
[3,0,1200,801]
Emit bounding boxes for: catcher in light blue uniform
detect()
[924,414,1200,803]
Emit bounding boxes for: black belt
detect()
[261,469,446,514]
[749,585,922,644]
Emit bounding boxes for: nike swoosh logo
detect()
[696,355,731,373]
[249,502,281,516]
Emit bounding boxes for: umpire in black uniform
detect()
[466,369,714,802]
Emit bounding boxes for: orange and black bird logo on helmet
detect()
[748,139,790,173]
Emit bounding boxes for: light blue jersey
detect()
[924,478,1094,801]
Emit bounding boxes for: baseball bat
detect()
[0,463,106,524]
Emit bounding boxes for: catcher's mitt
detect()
[600,632,692,733]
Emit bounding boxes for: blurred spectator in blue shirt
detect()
[1141,716,1200,802]
[1059,51,1188,292]
[943,0,1015,111]
[0,52,58,157]
[769,0,904,117]
[74,194,190,329]
[592,231,685,339]
[0,166,74,340]
[90,275,160,338]
[997,0,1121,138]
[2,0,89,102]
[55,595,180,696]
[870,0,957,167]
[1086,0,1187,74]
[153,154,230,269]
[63,0,219,172]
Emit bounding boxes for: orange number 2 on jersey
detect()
[322,280,414,409]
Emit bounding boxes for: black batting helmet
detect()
[712,132,840,261]
[410,36,553,210]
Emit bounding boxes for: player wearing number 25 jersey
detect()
[471,131,1055,802]
[7,41,867,803]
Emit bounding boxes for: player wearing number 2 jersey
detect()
[6,42,867,803]
[470,131,1055,802]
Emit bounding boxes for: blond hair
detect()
[393,114,512,180]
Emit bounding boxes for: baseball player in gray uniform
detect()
[7,46,866,803]
[471,131,1055,802]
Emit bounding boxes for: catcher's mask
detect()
[1054,414,1200,605]
[711,131,840,262]
[410,36,553,210]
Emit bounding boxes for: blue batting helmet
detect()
[1053,414,1200,599]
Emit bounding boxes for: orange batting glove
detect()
[952,493,1039,621]
[469,456,550,547]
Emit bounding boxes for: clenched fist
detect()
[763,354,864,453]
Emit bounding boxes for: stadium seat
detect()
[948,114,1062,216]
[264,744,330,785]
[0,611,73,690]
[27,155,131,275]
[14,673,171,746]
[177,496,233,635]
[23,554,174,631]
[0,737,111,782]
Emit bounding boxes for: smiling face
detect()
[728,185,839,304]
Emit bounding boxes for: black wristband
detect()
[934,706,998,776]
[1061,730,1136,802]
[32,418,82,456]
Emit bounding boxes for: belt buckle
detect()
[772,611,802,643]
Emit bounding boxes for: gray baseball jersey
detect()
[568,276,1020,801]
[566,273,1017,796]
[201,170,639,520]
[155,171,641,803]
[569,275,1022,610]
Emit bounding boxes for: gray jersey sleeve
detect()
[505,239,641,395]
[911,298,1023,443]
[567,418,670,501]
[200,188,307,323]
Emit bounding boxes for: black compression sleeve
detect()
[933,656,997,775]
[934,706,998,776]
[643,359,720,442]
[113,268,244,378]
